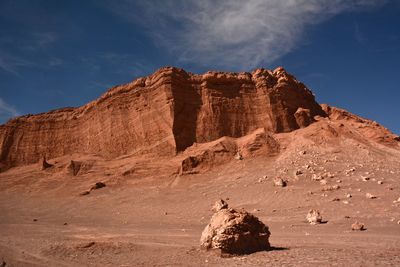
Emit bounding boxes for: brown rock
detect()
[351,222,365,231]
[39,156,53,170]
[273,178,287,187]
[306,209,322,225]
[200,204,270,254]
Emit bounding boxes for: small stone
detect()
[311,174,322,181]
[351,222,365,231]
[332,197,340,202]
[361,176,370,182]
[336,179,342,183]
[63,222,68,225]
[346,193,352,198]
[342,200,349,204]
[366,193,377,199]
[33,219,38,222]
[299,150,306,155]
[306,209,322,225]
[377,181,383,185]
[234,152,243,160]
[273,178,287,187]
[295,170,303,176]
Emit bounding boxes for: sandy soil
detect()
[1,125,400,266]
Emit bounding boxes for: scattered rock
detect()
[234,152,243,160]
[393,197,400,203]
[311,174,322,181]
[63,222,68,226]
[362,176,370,182]
[200,201,270,254]
[90,182,106,191]
[366,193,377,199]
[377,181,383,185]
[351,222,365,231]
[258,175,268,183]
[39,156,53,170]
[273,178,287,187]
[332,197,340,202]
[299,150,307,155]
[212,199,228,212]
[306,209,322,225]
[33,219,38,222]
[295,170,303,176]
[320,179,327,185]
[321,185,340,191]
[346,193,352,198]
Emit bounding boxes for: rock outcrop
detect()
[0,66,325,171]
[200,201,270,254]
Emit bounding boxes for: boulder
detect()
[200,203,270,254]
[351,222,365,231]
[306,209,322,225]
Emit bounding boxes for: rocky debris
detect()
[91,182,106,190]
[234,152,243,160]
[351,222,365,231]
[200,201,270,254]
[320,179,327,185]
[306,209,322,225]
[346,193,352,198]
[39,156,53,170]
[258,175,268,183]
[311,174,323,181]
[361,176,370,182]
[366,193,377,199]
[273,178,287,187]
[299,150,307,155]
[212,199,228,212]
[377,181,383,185]
[295,170,303,176]
[321,185,340,191]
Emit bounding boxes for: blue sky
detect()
[0,0,399,134]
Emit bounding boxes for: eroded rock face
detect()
[200,204,270,254]
[0,66,325,170]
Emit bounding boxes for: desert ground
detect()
[1,117,400,267]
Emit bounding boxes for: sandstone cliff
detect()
[0,66,327,170]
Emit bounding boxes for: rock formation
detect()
[1,66,399,172]
[0,66,325,171]
[200,201,270,254]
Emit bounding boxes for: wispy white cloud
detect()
[0,53,33,75]
[108,0,386,70]
[0,98,19,123]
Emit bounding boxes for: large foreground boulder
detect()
[200,201,270,254]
